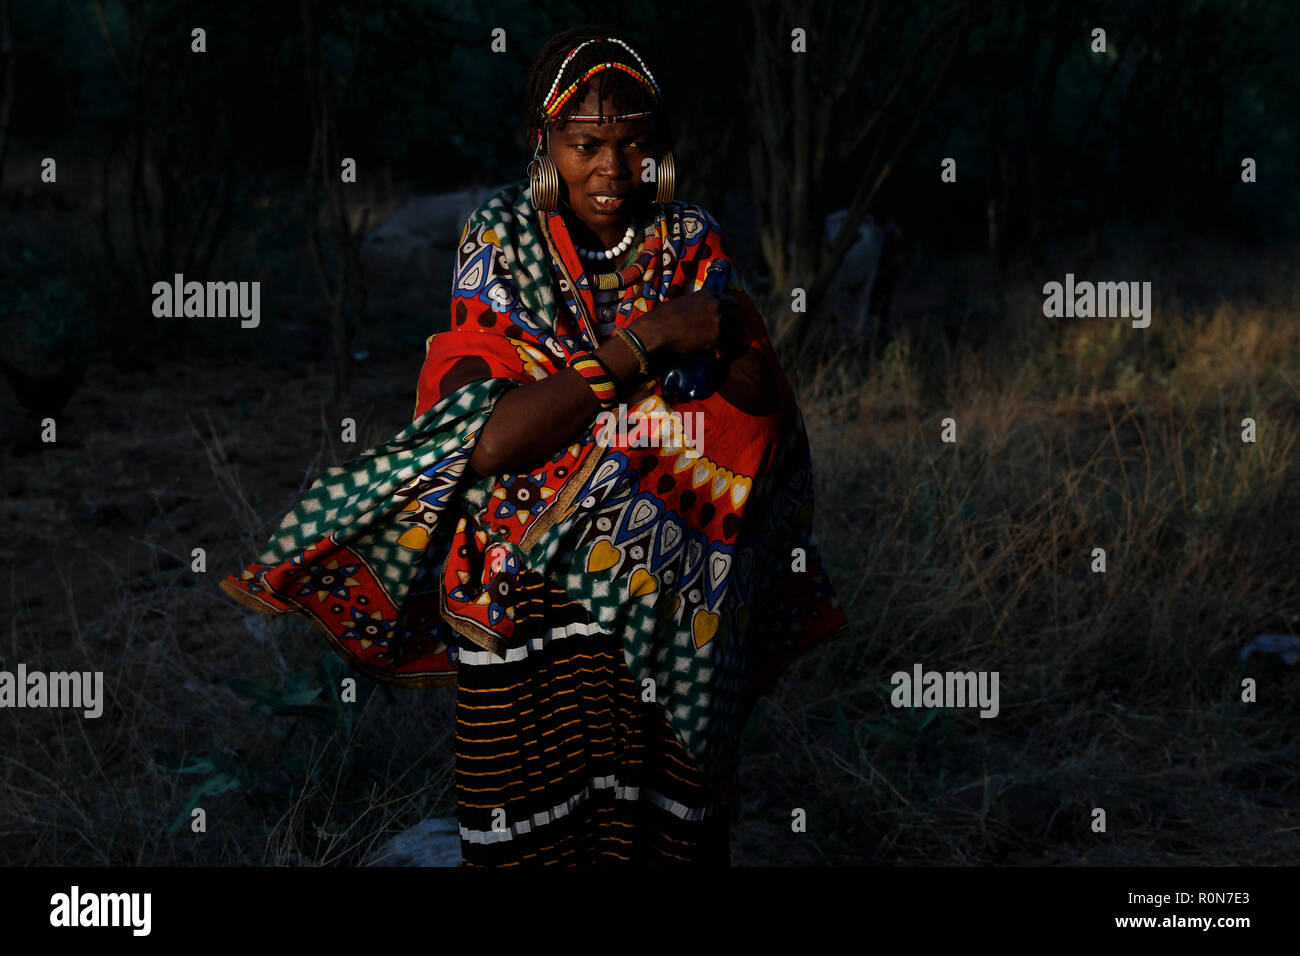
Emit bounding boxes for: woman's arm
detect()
[467,328,653,475]
[468,291,740,476]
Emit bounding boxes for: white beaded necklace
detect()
[574,224,636,262]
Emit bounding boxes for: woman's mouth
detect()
[590,193,626,214]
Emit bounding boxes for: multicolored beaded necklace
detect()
[586,223,650,342]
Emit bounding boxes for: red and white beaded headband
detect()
[535,38,660,145]
[565,111,654,122]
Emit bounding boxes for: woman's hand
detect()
[635,291,745,363]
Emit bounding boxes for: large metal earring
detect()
[528,128,560,212]
[654,150,676,205]
[528,153,560,212]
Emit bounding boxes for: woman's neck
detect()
[565,213,642,272]
[564,211,637,255]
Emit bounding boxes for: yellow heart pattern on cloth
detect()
[587,539,620,573]
[664,452,752,508]
[692,608,720,648]
[628,567,658,597]
[396,526,430,550]
[731,478,750,508]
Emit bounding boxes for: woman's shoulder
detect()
[461,181,528,228]
[450,181,534,253]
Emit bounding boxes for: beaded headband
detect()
[566,111,653,122]
[535,38,661,145]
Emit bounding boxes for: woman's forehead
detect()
[564,85,653,120]
[554,87,654,139]
[555,115,654,140]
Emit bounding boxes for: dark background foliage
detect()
[1,0,1298,867]
[5,0,1297,369]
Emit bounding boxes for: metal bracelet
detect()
[614,326,652,376]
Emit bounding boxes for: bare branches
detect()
[747,0,975,364]
[300,0,372,402]
[82,2,238,331]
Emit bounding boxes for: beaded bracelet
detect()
[613,326,652,376]
[570,351,619,409]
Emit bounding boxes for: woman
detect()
[220,26,847,866]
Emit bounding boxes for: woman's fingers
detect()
[672,291,741,353]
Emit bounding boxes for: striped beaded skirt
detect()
[453,569,732,866]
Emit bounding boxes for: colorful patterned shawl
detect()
[220,181,848,793]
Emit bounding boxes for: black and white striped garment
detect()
[452,568,732,866]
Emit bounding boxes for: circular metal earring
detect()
[528,127,560,212]
[654,151,676,205]
[528,155,560,212]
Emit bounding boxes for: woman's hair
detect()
[522,26,671,151]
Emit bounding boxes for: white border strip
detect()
[456,616,606,666]
[459,774,712,845]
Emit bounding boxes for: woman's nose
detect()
[597,147,627,176]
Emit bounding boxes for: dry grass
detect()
[735,240,1300,864]
[0,335,460,865]
[2,228,1297,865]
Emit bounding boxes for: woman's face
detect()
[547,87,659,247]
